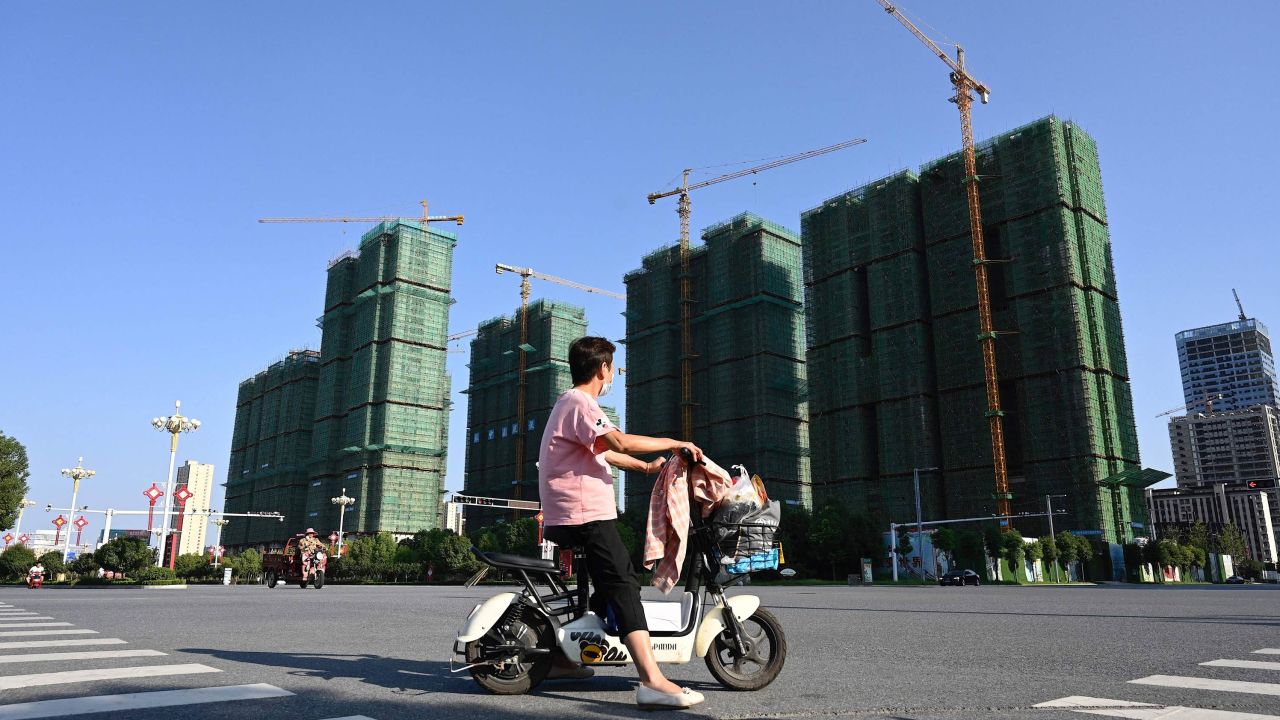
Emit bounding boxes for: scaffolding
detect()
[803,116,1143,542]
[625,213,811,509]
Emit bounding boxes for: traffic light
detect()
[1247,481,1258,489]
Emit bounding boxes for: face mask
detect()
[600,365,613,397]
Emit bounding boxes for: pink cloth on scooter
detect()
[538,388,619,526]
[643,455,734,593]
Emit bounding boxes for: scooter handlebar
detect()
[677,447,705,466]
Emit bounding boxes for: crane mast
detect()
[876,1,1011,523]
[494,264,624,506]
[647,137,867,441]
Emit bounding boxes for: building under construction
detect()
[224,350,321,547]
[624,212,811,510]
[225,220,458,548]
[307,220,456,535]
[461,299,619,528]
[803,115,1143,543]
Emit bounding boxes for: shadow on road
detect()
[177,647,723,716]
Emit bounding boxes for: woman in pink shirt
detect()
[539,336,706,710]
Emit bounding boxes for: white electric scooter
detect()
[453,452,786,694]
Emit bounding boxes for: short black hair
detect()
[569,336,615,385]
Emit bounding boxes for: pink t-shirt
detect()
[538,388,618,526]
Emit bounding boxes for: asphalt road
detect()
[0,581,1276,719]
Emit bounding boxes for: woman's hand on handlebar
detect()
[645,457,668,475]
[675,441,704,464]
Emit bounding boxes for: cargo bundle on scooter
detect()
[453,450,787,695]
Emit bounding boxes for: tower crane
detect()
[1155,394,1224,418]
[259,199,464,227]
[1233,289,1247,322]
[646,136,867,441]
[875,1,1012,524]
[494,263,625,503]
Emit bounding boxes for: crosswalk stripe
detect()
[0,618,56,623]
[1255,649,1280,655]
[0,614,43,617]
[0,639,127,650]
[1036,694,1280,719]
[0,650,165,664]
[0,682,293,720]
[0,663,220,690]
[0,624,72,629]
[1131,675,1280,697]
[1204,659,1280,671]
[0,630,94,638]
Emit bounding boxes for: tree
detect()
[38,552,66,577]
[226,548,261,582]
[347,533,398,568]
[173,553,211,580]
[429,531,481,577]
[1024,539,1043,564]
[810,502,855,580]
[1237,557,1264,579]
[0,545,36,580]
[1000,529,1026,572]
[0,432,31,530]
[952,530,987,573]
[94,536,155,575]
[1055,531,1081,577]
[1184,522,1211,553]
[932,528,958,568]
[69,553,99,576]
[1215,523,1248,560]
[1039,535,1059,564]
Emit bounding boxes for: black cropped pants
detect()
[544,519,648,638]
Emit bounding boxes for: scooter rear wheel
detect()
[465,613,553,695]
[705,607,786,690]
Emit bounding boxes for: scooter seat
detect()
[478,550,560,572]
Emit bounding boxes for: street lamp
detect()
[913,466,939,582]
[330,488,356,557]
[151,401,200,567]
[11,498,36,540]
[59,458,96,562]
[211,518,230,568]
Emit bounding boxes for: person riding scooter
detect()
[297,528,323,573]
[538,336,707,710]
[27,562,45,589]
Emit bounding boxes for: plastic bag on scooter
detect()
[711,497,781,573]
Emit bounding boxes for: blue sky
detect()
[2,2,1276,541]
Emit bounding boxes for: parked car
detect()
[939,569,981,586]
[1225,575,1247,584]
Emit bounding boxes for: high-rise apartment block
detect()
[462,300,619,527]
[802,116,1143,542]
[225,220,458,548]
[624,213,811,510]
[1176,319,1279,412]
[307,221,455,535]
[224,350,320,547]
[175,460,215,556]
[1149,484,1277,563]
[1169,405,1280,488]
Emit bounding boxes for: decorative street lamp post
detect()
[52,515,66,549]
[59,458,96,562]
[168,485,193,570]
[151,401,200,567]
[211,518,229,568]
[12,498,36,540]
[73,516,89,550]
[143,484,165,533]
[330,488,356,557]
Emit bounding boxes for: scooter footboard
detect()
[695,595,760,657]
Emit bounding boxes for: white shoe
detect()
[636,684,705,710]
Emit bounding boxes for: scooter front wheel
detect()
[705,607,786,691]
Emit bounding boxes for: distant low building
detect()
[1149,482,1277,563]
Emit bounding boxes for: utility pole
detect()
[914,467,938,582]
[1045,494,1067,583]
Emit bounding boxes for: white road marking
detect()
[1204,659,1280,671]
[0,639,126,650]
[0,623,71,629]
[0,649,165,664]
[0,630,94,638]
[1131,675,1280,697]
[0,663,220,690]
[1036,694,1280,718]
[1255,649,1280,655]
[319,717,380,720]
[0,618,55,622]
[0,682,293,720]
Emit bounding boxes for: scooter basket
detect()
[710,520,781,575]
